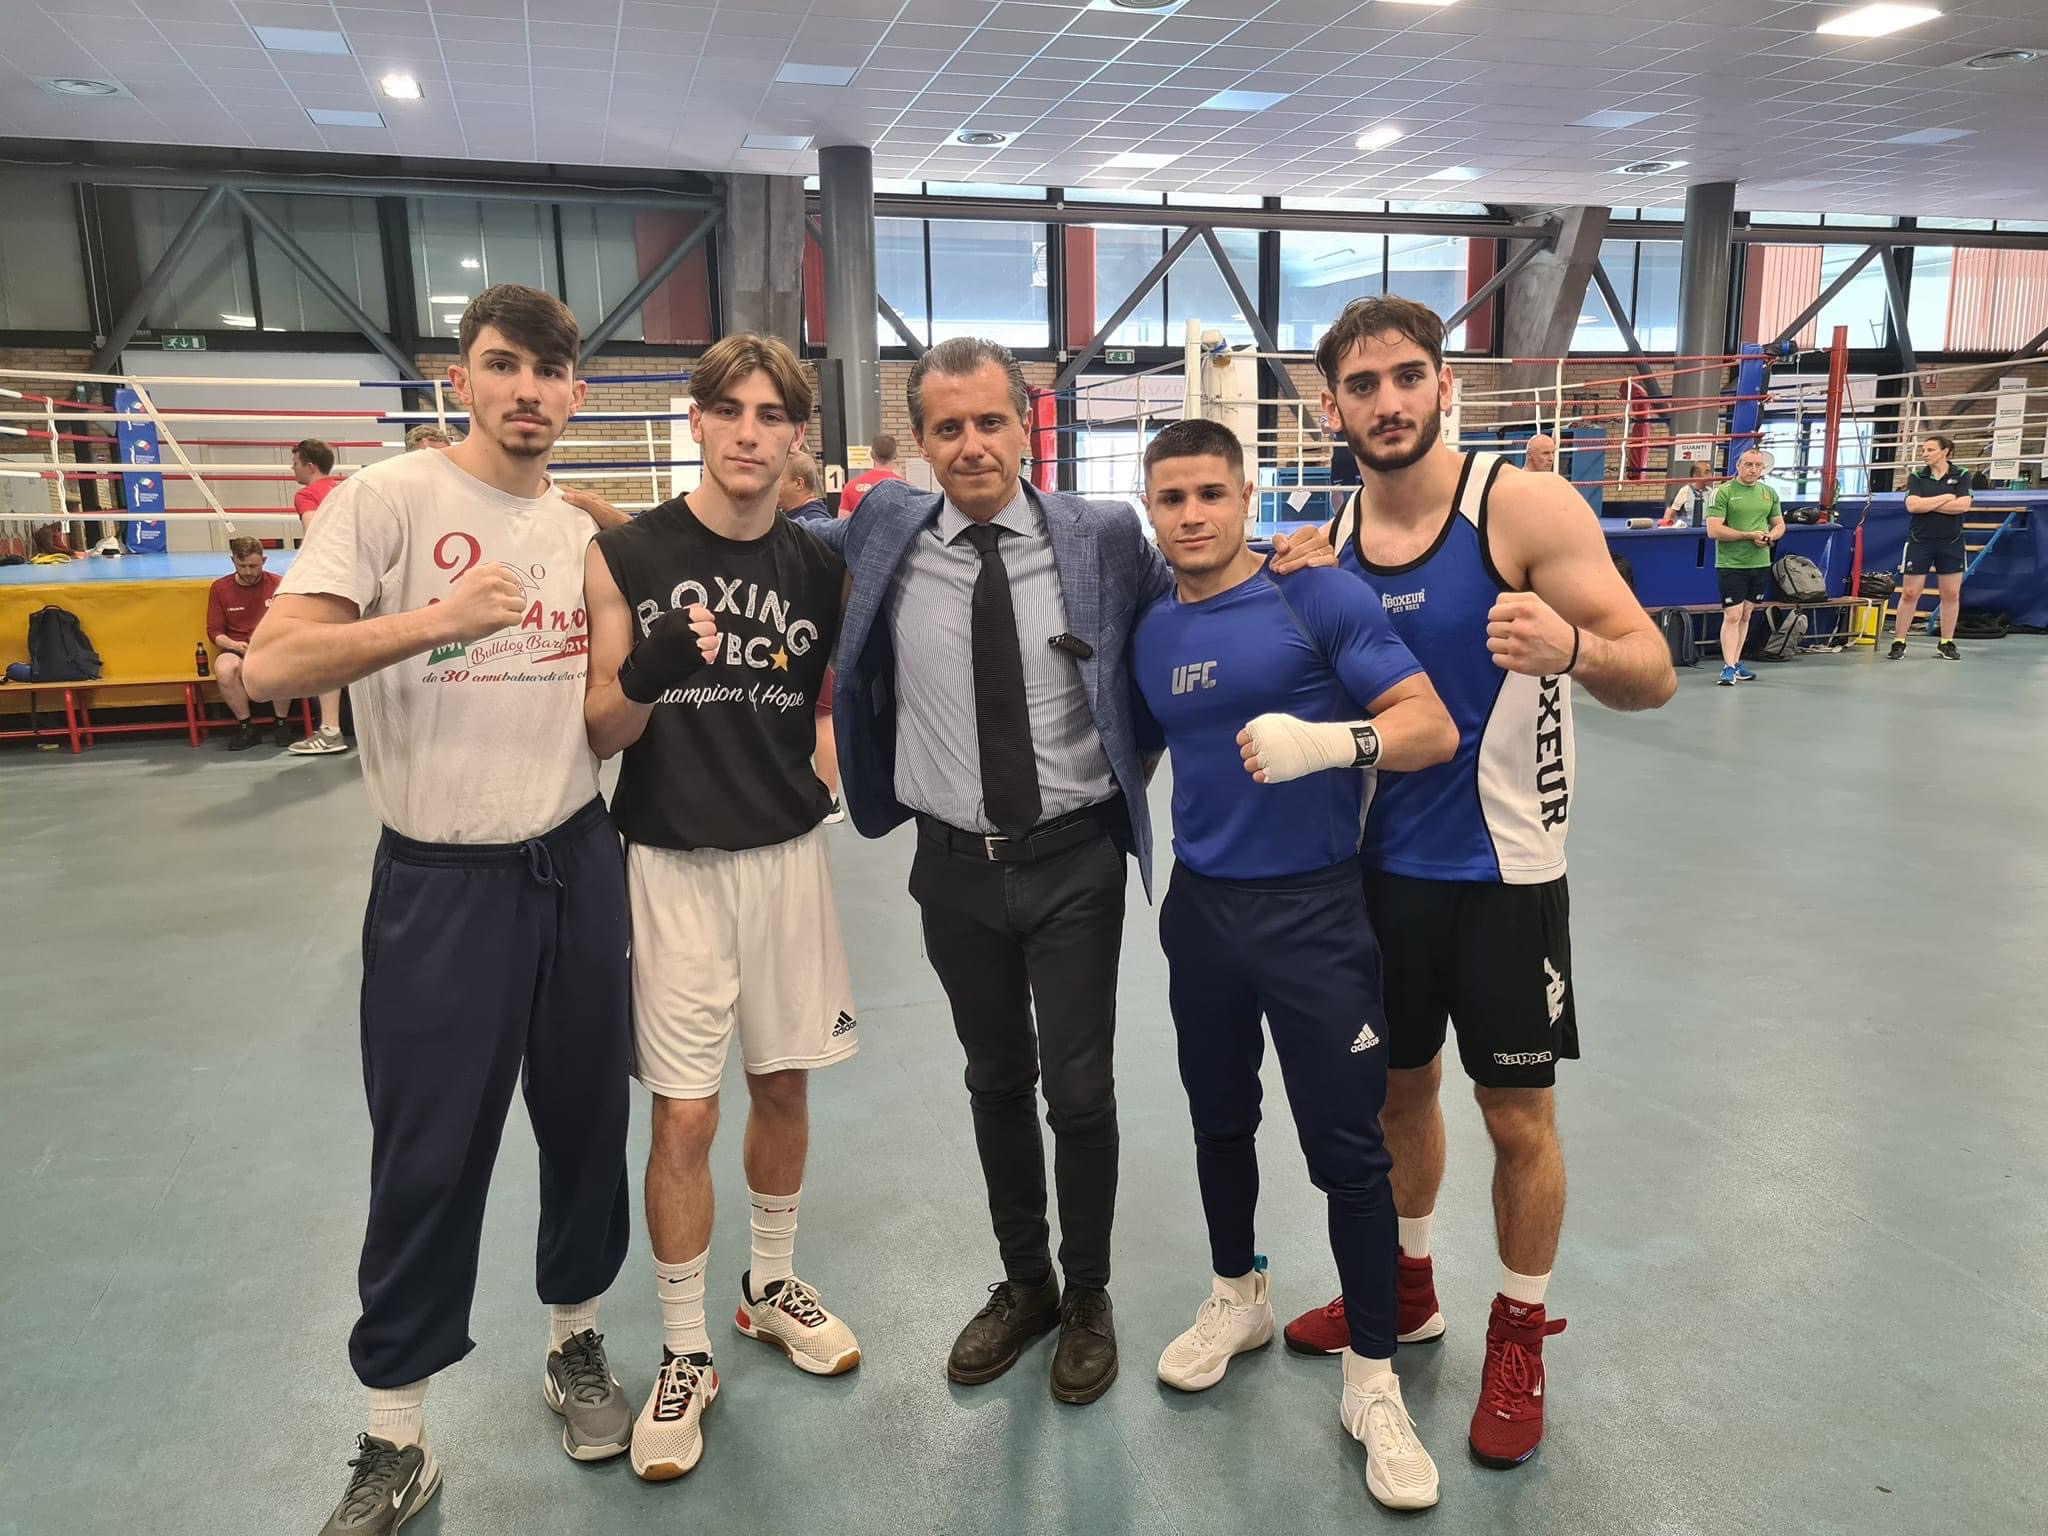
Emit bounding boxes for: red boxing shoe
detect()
[1468,1294,1567,1468]
[1281,1256,1448,1357]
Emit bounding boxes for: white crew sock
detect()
[1397,1212,1434,1260]
[655,1248,711,1357]
[1341,1348,1397,1393]
[748,1187,801,1291]
[549,1296,599,1351]
[1214,1268,1261,1305]
[367,1379,429,1448]
[1500,1265,1551,1308]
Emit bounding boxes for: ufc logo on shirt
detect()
[1171,661,1218,695]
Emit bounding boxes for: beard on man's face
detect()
[1348,405,1442,473]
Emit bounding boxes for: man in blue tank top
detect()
[1132,419,1457,1510]
[1277,297,1675,1472]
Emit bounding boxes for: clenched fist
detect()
[617,603,719,704]
[439,561,528,644]
[1485,591,1577,677]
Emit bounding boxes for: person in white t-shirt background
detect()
[244,285,638,1535]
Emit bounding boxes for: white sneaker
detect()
[1342,1354,1439,1510]
[822,796,846,825]
[1156,1270,1275,1392]
[630,1351,718,1482]
[288,724,350,756]
[735,1273,861,1375]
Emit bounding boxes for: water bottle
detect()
[195,643,210,678]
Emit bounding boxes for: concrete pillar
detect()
[1497,205,1611,426]
[1675,181,1737,452]
[817,145,880,452]
[721,174,805,346]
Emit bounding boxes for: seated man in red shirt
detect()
[837,433,907,516]
[208,536,295,750]
[288,439,350,756]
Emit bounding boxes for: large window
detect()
[0,176,90,330]
[1577,239,1681,352]
[1277,200,1473,351]
[875,217,929,342]
[927,219,1047,349]
[410,199,554,339]
[1745,244,1891,350]
[1910,225,2048,352]
[126,188,254,332]
[559,204,644,341]
[246,193,387,332]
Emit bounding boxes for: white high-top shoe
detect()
[1341,1351,1439,1510]
[1156,1269,1275,1392]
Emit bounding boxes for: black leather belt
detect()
[918,798,1121,864]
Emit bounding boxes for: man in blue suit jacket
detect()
[808,337,1328,1405]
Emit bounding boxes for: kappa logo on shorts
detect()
[832,1010,857,1038]
[1543,958,1566,1025]
[1350,1021,1381,1053]
[1493,1051,1555,1067]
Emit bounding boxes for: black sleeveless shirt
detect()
[597,496,845,852]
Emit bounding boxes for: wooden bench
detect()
[1656,596,1880,654]
[0,676,311,754]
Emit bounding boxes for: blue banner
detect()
[113,386,166,553]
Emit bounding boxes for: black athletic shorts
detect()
[1716,566,1770,606]
[1902,535,1964,576]
[1363,869,1579,1089]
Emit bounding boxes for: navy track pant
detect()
[1159,857,1397,1358]
[349,797,633,1389]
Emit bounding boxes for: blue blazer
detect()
[810,478,1170,897]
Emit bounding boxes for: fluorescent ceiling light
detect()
[253,25,352,55]
[429,295,469,305]
[1885,127,1972,144]
[379,74,423,101]
[1815,5,1940,38]
[775,63,859,86]
[1202,89,1289,112]
[219,313,255,327]
[1425,165,1479,181]
[1355,124,1404,152]
[742,132,813,151]
[307,107,385,128]
[1574,109,1657,130]
[459,257,481,270]
[1104,150,1180,170]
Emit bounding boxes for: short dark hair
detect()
[1689,458,1712,477]
[293,439,335,474]
[459,283,580,369]
[1144,418,1245,480]
[1315,295,1446,384]
[690,332,815,422]
[1923,433,1955,453]
[907,336,1030,433]
[227,535,262,559]
[870,433,898,463]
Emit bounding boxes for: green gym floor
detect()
[4,641,2045,1536]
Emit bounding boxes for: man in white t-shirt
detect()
[245,285,635,1535]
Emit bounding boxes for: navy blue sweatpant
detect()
[349,797,633,1389]
[1159,857,1397,1358]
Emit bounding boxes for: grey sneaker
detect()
[544,1329,632,1461]
[288,724,350,756]
[317,1434,439,1534]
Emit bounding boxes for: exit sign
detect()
[1104,348,1137,365]
[161,334,208,351]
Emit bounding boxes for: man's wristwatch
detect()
[1350,723,1382,768]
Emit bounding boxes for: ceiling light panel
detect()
[252,26,353,56]
[1814,5,1942,39]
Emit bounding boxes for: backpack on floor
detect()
[26,605,102,682]
[1658,608,1698,668]
[1760,609,1809,662]
[1771,553,1827,603]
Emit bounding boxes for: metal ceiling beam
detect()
[1196,226,1300,406]
[579,211,721,362]
[3,160,719,211]
[1604,218,2048,251]
[1585,259,1667,401]
[1768,245,1880,348]
[1876,246,1920,397]
[1053,224,1204,394]
[1442,234,1550,333]
[864,195,1552,242]
[227,187,424,381]
[87,184,229,377]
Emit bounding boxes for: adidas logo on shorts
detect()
[832,1010,857,1038]
[1349,1022,1380,1054]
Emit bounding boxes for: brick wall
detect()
[0,347,110,525]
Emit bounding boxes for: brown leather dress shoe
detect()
[947,1274,1062,1385]
[1051,1287,1118,1404]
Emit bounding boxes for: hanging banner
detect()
[113,386,167,553]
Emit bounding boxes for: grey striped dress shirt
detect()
[885,484,1115,833]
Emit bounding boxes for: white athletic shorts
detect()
[626,828,858,1099]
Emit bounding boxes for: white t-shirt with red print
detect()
[279,449,599,844]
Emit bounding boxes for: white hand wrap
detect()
[1241,713,1358,784]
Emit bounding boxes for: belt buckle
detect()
[983,833,1005,860]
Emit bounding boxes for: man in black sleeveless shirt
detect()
[583,335,856,1482]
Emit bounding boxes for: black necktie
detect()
[961,522,1041,839]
